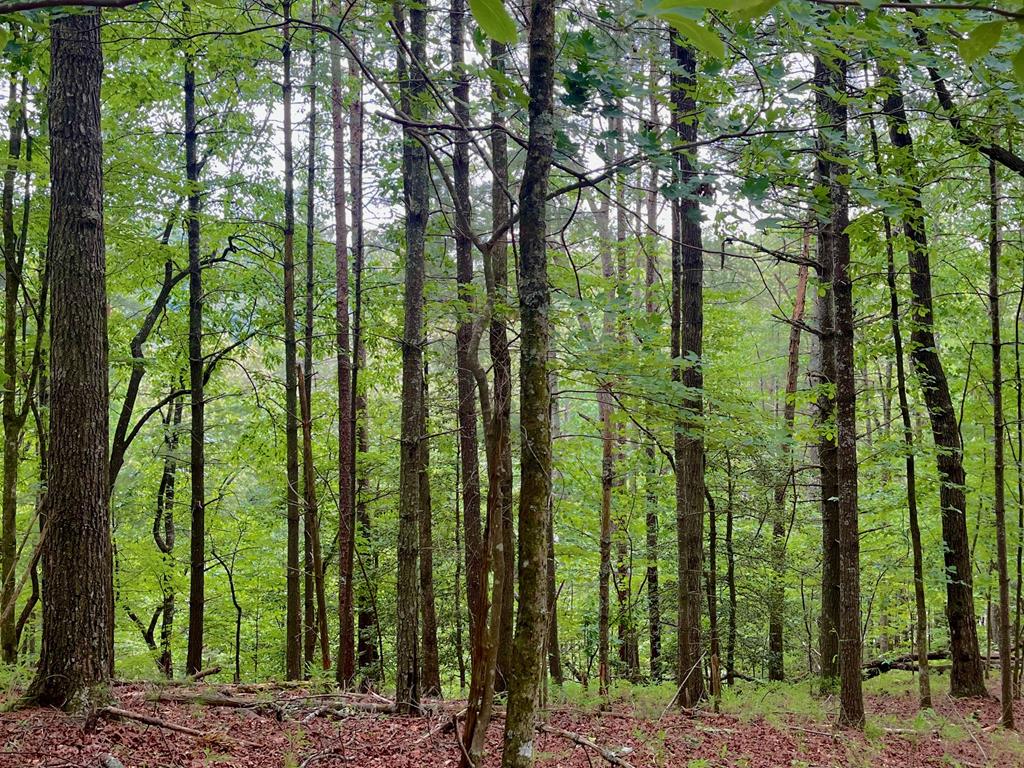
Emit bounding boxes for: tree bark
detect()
[815,54,863,728]
[988,159,1014,728]
[183,0,207,678]
[501,0,555,760]
[419,365,442,698]
[725,451,736,685]
[1,73,25,663]
[671,40,705,710]
[329,0,356,688]
[450,0,483,658]
[282,0,303,681]
[27,8,113,711]
[878,64,985,698]
[393,0,428,714]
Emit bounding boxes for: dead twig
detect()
[537,723,636,768]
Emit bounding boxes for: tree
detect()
[500,0,555,760]
[26,8,113,711]
[671,39,706,710]
[394,0,429,714]
[282,0,303,681]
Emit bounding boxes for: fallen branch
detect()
[187,665,222,682]
[537,723,636,768]
[99,706,207,739]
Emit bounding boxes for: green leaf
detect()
[660,14,725,58]
[468,0,518,45]
[731,0,779,21]
[646,0,771,12]
[1014,45,1024,83]
[957,20,1003,65]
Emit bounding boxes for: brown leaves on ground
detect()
[1,682,1021,767]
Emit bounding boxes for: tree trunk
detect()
[816,54,863,728]
[868,103,931,709]
[154,391,182,678]
[671,40,705,710]
[768,250,809,683]
[878,64,985,698]
[329,0,356,688]
[596,193,613,697]
[27,8,113,711]
[450,0,483,659]
[988,160,1014,728]
[500,0,555,760]
[302,5,319,673]
[814,80,841,689]
[282,0,303,681]
[644,79,662,682]
[1,73,24,664]
[419,365,442,698]
[183,1,206,678]
[725,451,737,685]
[394,0,428,714]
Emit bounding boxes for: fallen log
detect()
[187,665,222,682]
[99,706,208,739]
[537,723,636,768]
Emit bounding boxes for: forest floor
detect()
[1,672,1022,767]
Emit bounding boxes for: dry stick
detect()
[537,724,635,768]
[99,706,209,739]
[187,665,221,682]
[945,694,988,764]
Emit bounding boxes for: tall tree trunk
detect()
[450,0,483,657]
[596,194,613,696]
[1,73,24,664]
[814,86,841,690]
[707,486,720,702]
[394,0,428,714]
[183,1,207,678]
[27,8,113,711]
[725,451,736,685]
[154,391,183,678]
[419,365,442,697]
[989,160,1014,728]
[816,53,863,728]
[330,0,356,687]
[878,64,985,697]
[768,253,809,682]
[302,4,319,673]
[298,361,330,671]
[644,76,662,682]
[282,0,303,681]
[868,105,931,709]
[500,0,555,760]
[671,40,705,710]
[461,35,513,766]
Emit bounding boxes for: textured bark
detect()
[394,0,428,714]
[988,161,1014,728]
[671,40,705,710]
[500,0,555,760]
[182,1,207,678]
[462,35,512,766]
[644,82,662,682]
[419,367,442,698]
[1,75,24,663]
[768,255,809,682]
[878,65,985,698]
[596,195,613,696]
[868,104,931,709]
[814,87,840,688]
[298,362,330,672]
[329,0,356,688]
[282,0,303,681]
[450,0,483,655]
[815,54,863,728]
[302,6,319,675]
[153,392,182,678]
[27,9,113,711]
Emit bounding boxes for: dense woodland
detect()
[4,0,1024,765]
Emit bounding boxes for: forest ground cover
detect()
[1,673,1021,767]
